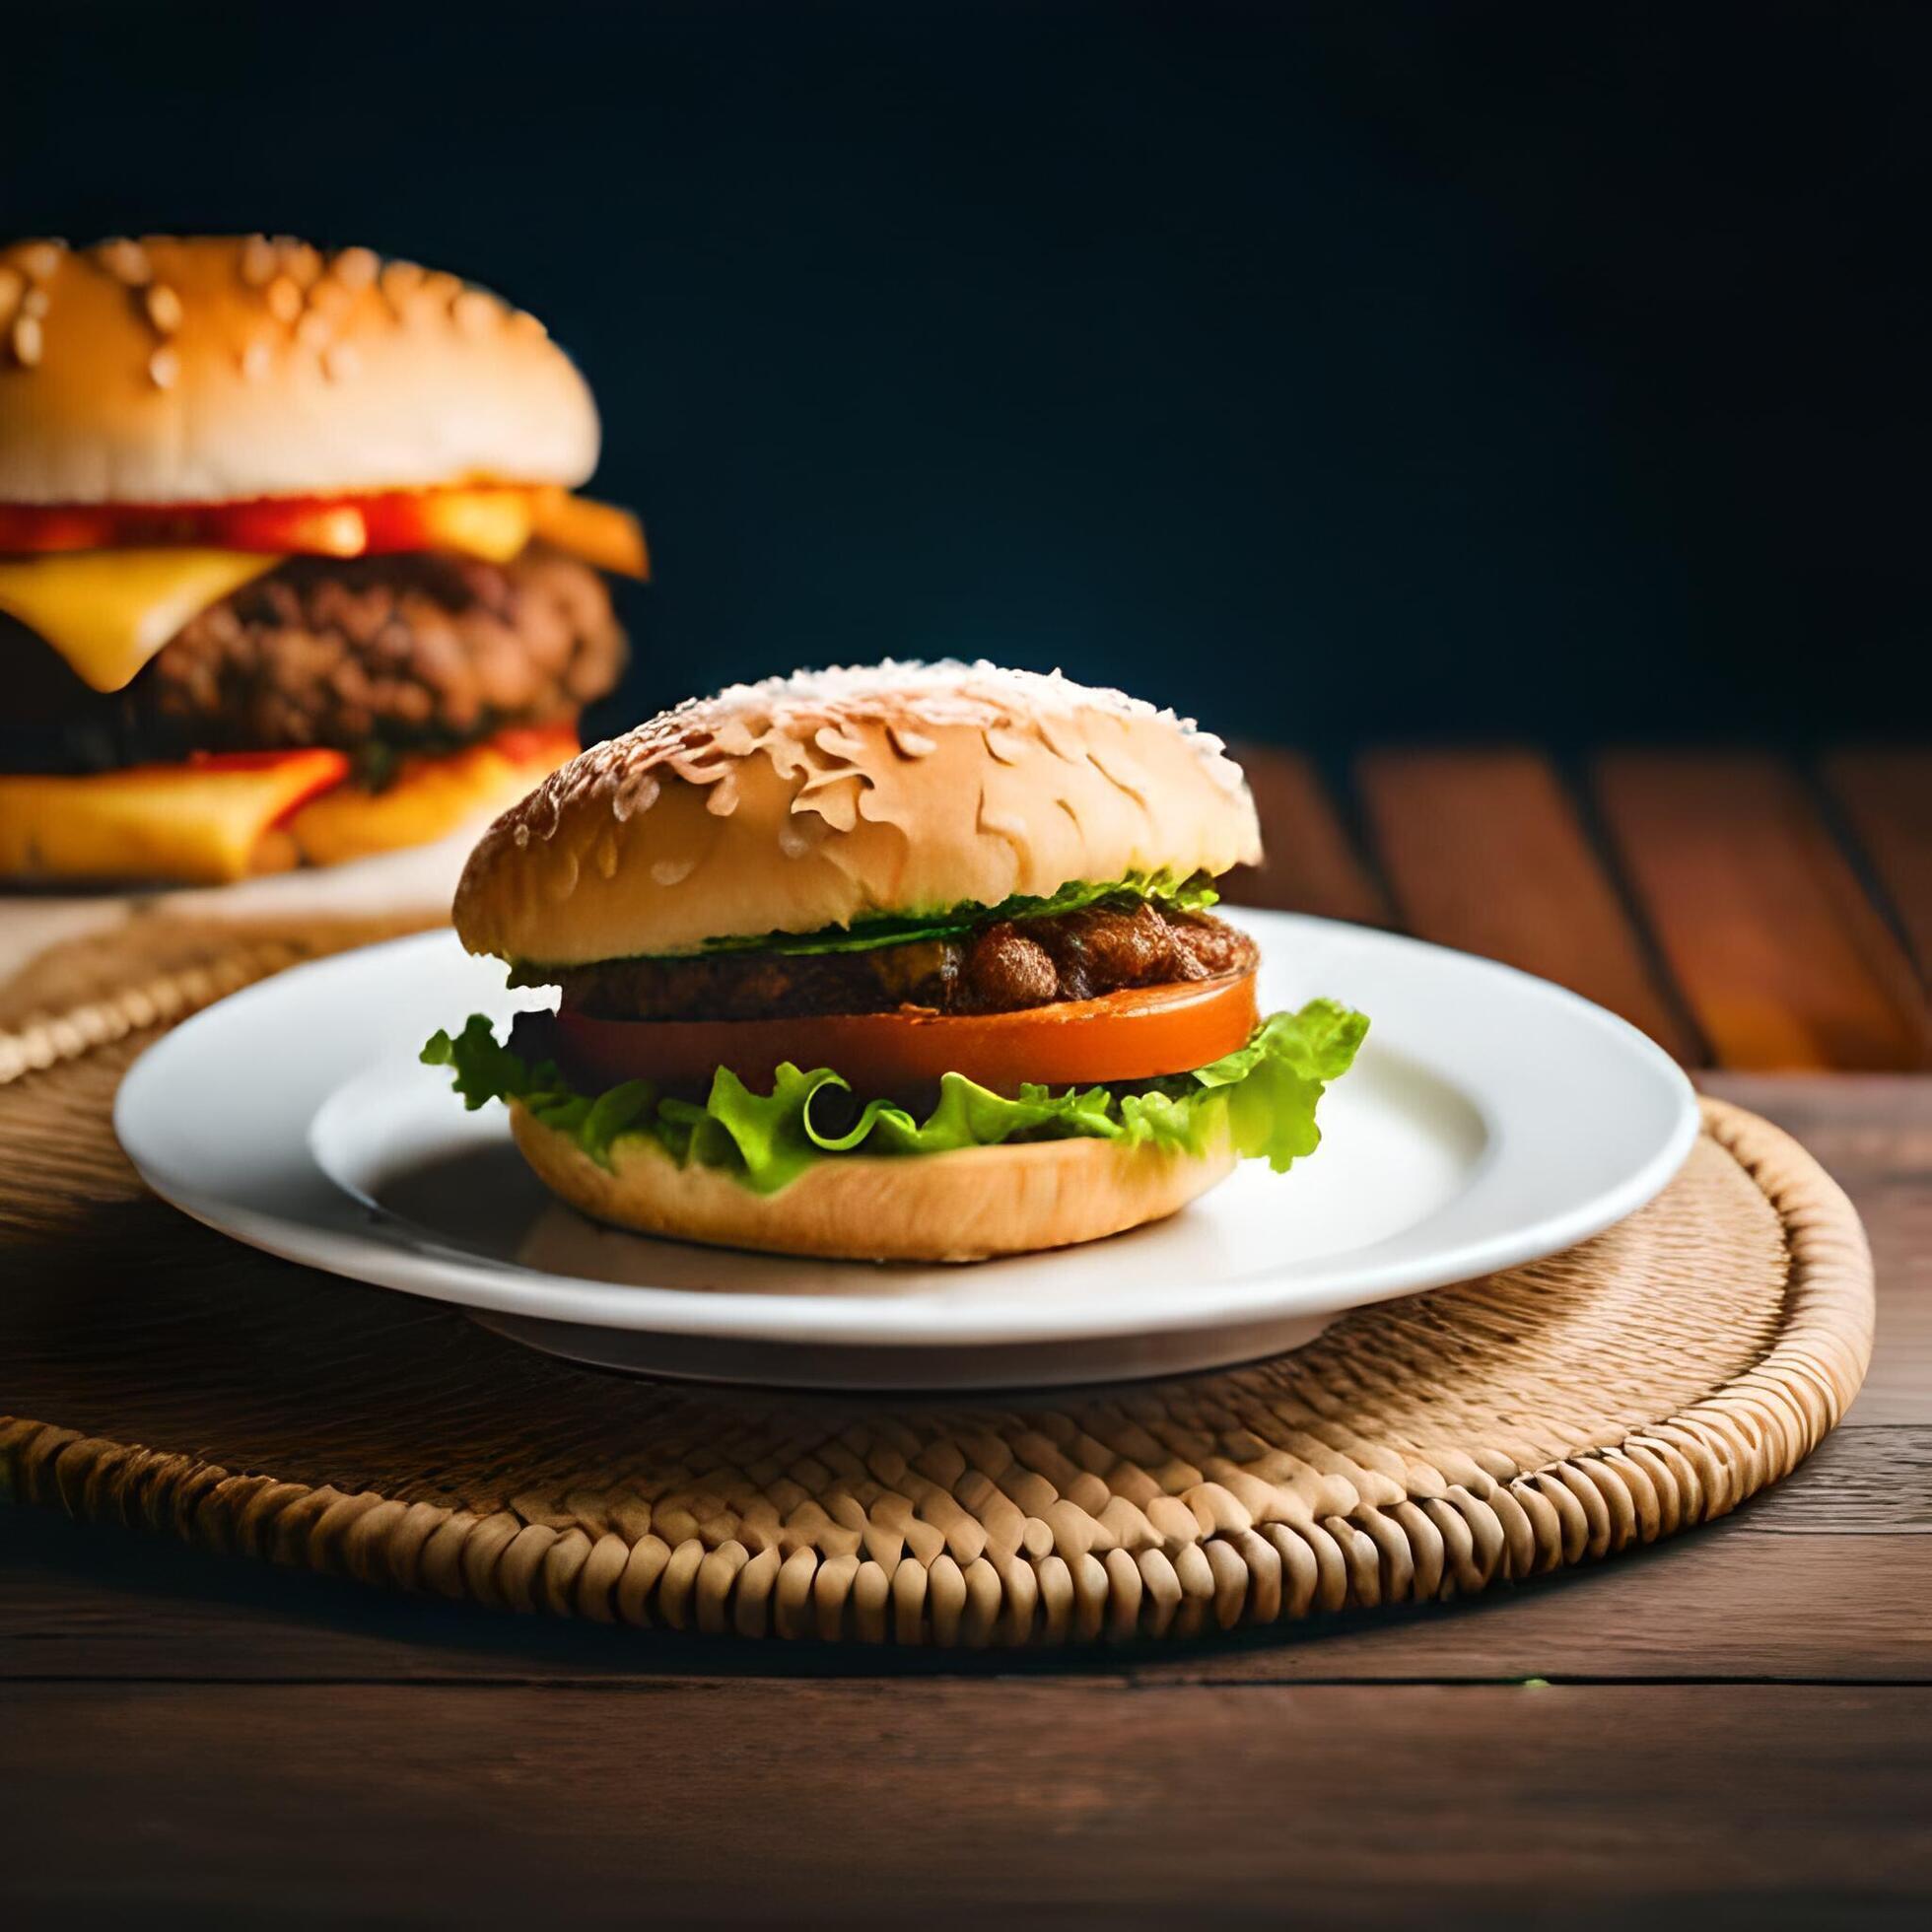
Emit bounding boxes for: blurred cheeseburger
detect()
[0,236,644,884]
[428,662,1365,1262]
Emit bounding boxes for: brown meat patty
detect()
[2,544,626,774]
[150,544,625,754]
[539,899,1260,1020]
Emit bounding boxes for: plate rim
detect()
[114,915,1701,1350]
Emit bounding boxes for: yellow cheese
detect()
[529,489,650,578]
[0,548,283,694]
[0,750,348,884]
[414,491,535,563]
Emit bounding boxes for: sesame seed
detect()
[295,309,332,351]
[306,277,351,317]
[11,313,43,367]
[266,276,303,324]
[508,308,548,339]
[22,287,49,318]
[240,339,272,381]
[451,288,498,335]
[322,340,361,382]
[379,259,424,310]
[279,242,321,289]
[97,237,153,286]
[145,282,183,333]
[18,241,65,281]
[149,344,180,388]
[331,245,378,290]
[241,236,279,287]
[417,270,462,309]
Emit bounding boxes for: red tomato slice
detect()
[0,505,117,552]
[357,489,531,560]
[0,497,368,555]
[200,499,370,556]
[0,489,645,572]
[551,971,1261,1098]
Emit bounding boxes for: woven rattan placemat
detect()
[0,917,1876,1648]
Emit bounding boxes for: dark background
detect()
[6,2,1926,750]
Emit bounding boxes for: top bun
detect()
[0,236,599,504]
[455,661,1263,964]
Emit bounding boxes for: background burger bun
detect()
[0,235,599,504]
[455,661,1264,963]
[510,1100,1238,1262]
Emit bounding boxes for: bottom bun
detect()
[510,1103,1237,1262]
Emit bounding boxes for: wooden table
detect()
[3,745,1928,1925]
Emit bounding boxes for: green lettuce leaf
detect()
[422,1000,1367,1197]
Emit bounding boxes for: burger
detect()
[426,662,1366,1262]
[0,235,645,884]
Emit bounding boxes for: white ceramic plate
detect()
[114,913,1698,1390]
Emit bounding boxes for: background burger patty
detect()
[543,899,1260,1020]
[1,545,626,774]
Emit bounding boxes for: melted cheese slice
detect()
[413,491,534,563]
[0,548,284,694]
[0,751,349,884]
[530,490,650,578]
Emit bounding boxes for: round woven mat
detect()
[0,920,1876,1648]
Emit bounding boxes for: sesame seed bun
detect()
[510,1098,1238,1261]
[454,661,1264,964]
[0,236,598,504]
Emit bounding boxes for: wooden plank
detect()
[1354,748,1697,1061]
[3,1682,1927,1920]
[1135,1520,1932,1686]
[1701,1073,1932,1427]
[1738,1427,1932,1534]
[1805,1162,1928,1430]
[1220,744,1389,925]
[5,1506,1926,1687]
[1822,746,1932,979]
[1595,752,1932,1070]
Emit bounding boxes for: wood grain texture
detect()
[1132,1517,1932,1686]
[1823,746,1932,979]
[1596,751,1932,1071]
[1354,747,1696,1061]
[1220,744,1390,924]
[1732,1427,1932,1533]
[1701,1073,1932,1426]
[7,1507,1926,1687]
[4,1682,1928,1925]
